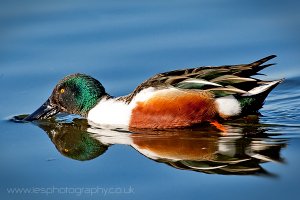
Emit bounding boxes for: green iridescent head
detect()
[24,73,106,121]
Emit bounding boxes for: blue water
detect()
[1,0,300,199]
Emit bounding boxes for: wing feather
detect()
[124,55,277,103]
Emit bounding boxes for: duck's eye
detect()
[60,88,65,94]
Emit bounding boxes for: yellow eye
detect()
[60,88,65,94]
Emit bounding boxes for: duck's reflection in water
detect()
[36,118,286,176]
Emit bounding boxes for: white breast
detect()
[87,87,157,127]
[87,98,132,127]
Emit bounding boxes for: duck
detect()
[24,55,283,129]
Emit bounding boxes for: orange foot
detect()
[210,121,227,136]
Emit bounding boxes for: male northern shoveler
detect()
[24,55,283,129]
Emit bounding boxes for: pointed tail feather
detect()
[250,55,277,68]
[236,55,277,77]
[245,79,283,96]
[237,79,283,115]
